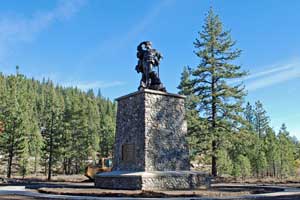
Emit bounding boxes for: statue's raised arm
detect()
[135,41,166,92]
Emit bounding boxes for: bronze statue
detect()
[135,41,166,92]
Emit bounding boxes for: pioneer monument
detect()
[95,41,210,190]
[135,41,166,92]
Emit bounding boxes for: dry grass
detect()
[37,187,256,198]
[0,195,53,200]
[215,176,300,185]
[0,174,88,183]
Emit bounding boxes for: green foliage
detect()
[0,70,116,178]
[232,155,251,179]
[0,74,32,178]
[178,7,247,176]
[278,124,295,178]
[254,148,268,177]
[217,149,233,176]
[178,8,298,179]
[264,127,280,177]
[178,66,210,159]
[254,101,269,138]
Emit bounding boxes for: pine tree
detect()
[254,101,269,138]
[245,101,270,177]
[178,66,209,159]
[278,124,295,178]
[0,74,28,178]
[86,91,100,162]
[217,149,233,176]
[0,74,5,136]
[190,8,247,176]
[264,127,280,177]
[0,70,117,177]
[178,66,193,96]
[244,102,255,131]
[60,88,76,174]
[40,81,64,180]
[254,148,268,177]
[232,155,251,179]
[25,79,44,175]
[98,99,116,157]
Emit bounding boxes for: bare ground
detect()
[2,175,300,199]
[0,195,55,200]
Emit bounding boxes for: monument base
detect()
[95,171,210,190]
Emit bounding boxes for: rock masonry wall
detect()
[95,89,211,190]
[113,89,190,172]
[144,91,190,171]
[113,91,146,171]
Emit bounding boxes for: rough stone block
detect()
[95,89,210,190]
[113,89,189,172]
[95,171,211,190]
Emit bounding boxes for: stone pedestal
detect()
[95,89,210,190]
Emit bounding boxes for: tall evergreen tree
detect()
[264,127,280,177]
[178,66,209,159]
[278,124,295,178]
[254,101,269,138]
[244,102,255,131]
[232,155,251,179]
[40,82,64,180]
[217,149,233,176]
[86,91,101,162]
[189,8,247,176]
[0,74,29,178]
[0,70,117,177]
[98,99,116,157]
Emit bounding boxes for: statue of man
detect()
[135,41,166,92]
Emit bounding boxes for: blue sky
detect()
[0,0,299,138]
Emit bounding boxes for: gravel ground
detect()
[0,195,55,200]
[2,194,300,199]
[2,177,300,199]
[36,187,270,198]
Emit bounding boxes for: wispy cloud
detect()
[122,0,174,43]
[77,0,174,66]
[0,0,87,63]
[230,59,300,91]
[246,63,296,80]
[31,72,125,90]
[246,60,300,91]
[19,71,125,91]
[61,80,125,90]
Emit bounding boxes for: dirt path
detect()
[0,195,54,200]
[2,183,300,199]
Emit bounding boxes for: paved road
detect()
[1,185,300,199]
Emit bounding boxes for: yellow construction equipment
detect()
[85,157,112,180]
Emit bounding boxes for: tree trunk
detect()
[47,112,54,181]
[7,151,13,178]
[211,66,218,177]
[211,140,217,177]
[48,140,53,181]
[7,129,15,178]
[272,160,276,177]
[63,158,67,175]
[44,160,47,176]
[34,151,38,175]
[67,158,71,175]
